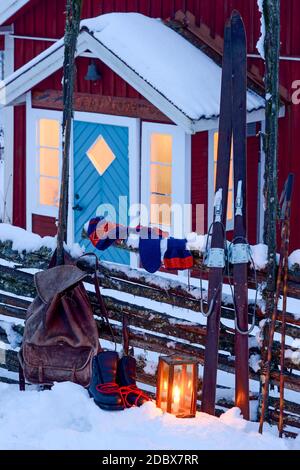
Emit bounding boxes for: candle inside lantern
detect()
[156,355,199,418]
[172,385,181,414]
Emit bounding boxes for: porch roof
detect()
[0,12,266,134]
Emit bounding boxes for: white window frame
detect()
[2,32,14,224]
[26,96,62,230]
[141,122,191,238]
[208,129,234,231]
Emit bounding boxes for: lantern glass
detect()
[156,355,198,418]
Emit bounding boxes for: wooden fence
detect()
[0,240,299,437]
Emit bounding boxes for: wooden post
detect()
[259,0,281,425]
[56,0,83,266]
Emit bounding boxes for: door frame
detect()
[70,111,140,267]
[26,94,140,265]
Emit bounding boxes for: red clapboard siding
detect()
[191,131,208,234]
[13,106,26,229]
[32,214,57,237]
[9,0,300,251]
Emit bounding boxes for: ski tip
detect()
[230,9,246,40]
[231,9,245,28]
[231,10,242,21]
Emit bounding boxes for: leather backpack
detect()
[19,259,105,389]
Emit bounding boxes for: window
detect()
[37,119,60,207]
[150,133,173,227]
[213,131,234,227]
[141,123,191,238]
[209,123,257,230]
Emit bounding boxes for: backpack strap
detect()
[78,253,117,350]
[19,362,25,392]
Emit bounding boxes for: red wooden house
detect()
[0,0,298,263]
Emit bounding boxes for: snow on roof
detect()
[81,13,265,121]
[0,13,266,133]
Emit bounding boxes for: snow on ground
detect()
[1,222,300,275]
[0,382,298,451]
[289,250,300,270]
[0,223,56,253]
[250,243,268,270]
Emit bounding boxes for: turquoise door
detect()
[73,120,130,265]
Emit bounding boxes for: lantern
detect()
[156,355,198,418]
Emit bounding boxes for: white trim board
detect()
[1,32,15,224]
[0,33,88,108]
[0,0,30,26]
[0,29,269,135]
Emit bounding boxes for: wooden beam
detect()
[32,90,172,123]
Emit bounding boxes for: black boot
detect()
[117,356,150,408]
[89,351,124,411]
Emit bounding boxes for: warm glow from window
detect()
[150,133,173,227]
[214,132,234,222]
[150,165,172,195]
[150,194,172,227]
[40,148,59,178]
[39,119,60,148]
[39,177,59,207]
[151,134,172,164]
[86,136,116,176]
[38,119,60,207]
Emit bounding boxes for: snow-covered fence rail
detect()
[0,240,299,436]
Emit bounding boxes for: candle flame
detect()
[173,385,180,404]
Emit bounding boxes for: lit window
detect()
[86,136,116,176]
[213,132,234,225]
[39,119,60,148]
[150,134,173,227]
[38,119,60,207]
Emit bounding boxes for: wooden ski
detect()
[231,12,250,421]
[201,11,250,417]
[201,17,233,416]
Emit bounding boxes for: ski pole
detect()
[279,174,294,437]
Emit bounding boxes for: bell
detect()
[85,61,102,81]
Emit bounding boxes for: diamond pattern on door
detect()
[86,135,116,176]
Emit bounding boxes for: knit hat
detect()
[164,238,194,271]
